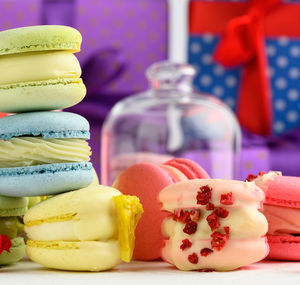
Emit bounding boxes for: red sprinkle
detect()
[211,231,227,251]
[173,210,191,223]
[214,207,229,218]
[0,235,12,255]
[206,203,215,211]
[206,212,220,231]
[200,248,213,257]
[188,253,198,264]
[245,171,266,182]
[190,210,201,222]
[180,239,192,251]
[224,226,230,238]
[245,173,257,182]
[220,192,234,205]
[183,221,198,235]
[198,268,215,272]
[174,209,201,223]
[196,185,212,205]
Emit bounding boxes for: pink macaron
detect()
[113,158,209,260]
[249,172,300,260]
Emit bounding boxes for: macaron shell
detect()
[0,25,82,56]
[164,158,210,179]
[113,163,173,260]
[0,237,26,265]
[265,176,300,208]
[267,235,300,260]
[0,196,28,217]
[0,78,86,113]
[0,111,90,140]
[26,240,121,271]
[0,162,93,197]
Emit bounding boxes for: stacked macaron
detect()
[0,25,94,266]
[0,25,94,198]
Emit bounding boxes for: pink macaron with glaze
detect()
[159,178,268,271]
[249,171,300,260]
[113,158,209,260]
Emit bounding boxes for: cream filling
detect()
[264,204,300,235]
[0,137,91,167]
[0,51,81,85]
[162,207,268,239]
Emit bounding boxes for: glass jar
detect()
[101,61,241,185]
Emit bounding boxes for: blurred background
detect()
[1,0,300,181]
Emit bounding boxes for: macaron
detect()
[0,195,28,265]
[0,111,93,197]
[159,179,268,271]
[0,25,86,112]
[113,158,209,260]
[249,171,300,260]
[24,185,143,271]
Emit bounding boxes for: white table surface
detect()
[1,259,300,285]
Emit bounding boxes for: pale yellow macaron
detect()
[24,185,143,271]
[0,25,86,112]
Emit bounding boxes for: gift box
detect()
[0,0,169,175]
[188,0,300,136]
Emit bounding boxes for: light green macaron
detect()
[0,25,86,113]
[0,195,28,265]
[0,195,28,217]
[0,25,82,56]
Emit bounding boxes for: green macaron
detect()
[0,25,86,113]
[0,195,28,217]
[0,237,26,265]
[0,195,27,265]
[0,25,82,56]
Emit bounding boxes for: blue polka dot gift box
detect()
[188,0,300,135]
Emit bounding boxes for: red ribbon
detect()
[189,0,300,135]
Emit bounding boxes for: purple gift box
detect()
[0,0,168,176]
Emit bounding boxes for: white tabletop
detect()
[2,259,300,285]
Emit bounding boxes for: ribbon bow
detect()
[215,0,282,135]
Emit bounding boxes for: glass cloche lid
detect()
[101,61,241,185]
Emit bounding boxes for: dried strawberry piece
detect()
[190,209,201,222]
[200,248,213,257]
[183,221,198,235]
[245,173,257,182]
[220,192,234,205]
[198,268,215,272]
[224,226,230,238]
[214,207,229,218]
[211,231,227,251]
[206,203,215,211]
[180,239,192,251]
[196,185,212,205]
[173,210,191,223]
[188,253,198,264]
[206,212,220,231]
[0,235,12,255]
[258,171,266,176]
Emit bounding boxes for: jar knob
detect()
[146,61,196,92]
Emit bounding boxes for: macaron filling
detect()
[264,204,300,236]
[0,137,91,168]
[0,51,81,85]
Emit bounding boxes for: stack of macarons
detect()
[0,25,144,272]
[0,25,95,266]
[0,25,94,198]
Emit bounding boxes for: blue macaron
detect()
[0,111,94,197]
